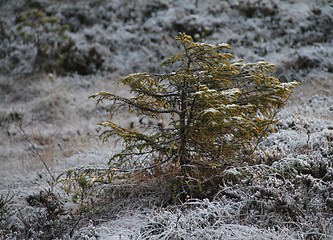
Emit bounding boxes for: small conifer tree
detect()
[59,33,299,199]
[91,33,299,174]
[16,8,69,72]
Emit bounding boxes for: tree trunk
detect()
[179,77,189,174]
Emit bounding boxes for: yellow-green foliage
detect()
[91,33,299,172]
[17,9,67,38]
[16,8,69,72]
[58,33,299,199]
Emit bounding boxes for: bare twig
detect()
[15,121,56,183]
[249,94,293,158]
[0,192,14,209]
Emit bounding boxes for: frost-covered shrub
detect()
[0,193,14,238]
[233,0,278,18]
[0,16,36,74]
[271,157,311,177]
[136,194,331,240]
[80,162,333,239]
[16,8,69,73]
[57,38,104,75]
[4,190,69,240]
[71,221,102,240]
[5,6,105,75]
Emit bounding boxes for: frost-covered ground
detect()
[0,0,332,239]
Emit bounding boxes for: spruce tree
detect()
[91,33,299,175]
[59,33,299,199]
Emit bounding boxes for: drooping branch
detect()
[90,92,181,115]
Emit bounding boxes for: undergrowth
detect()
[72,158,332,239]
